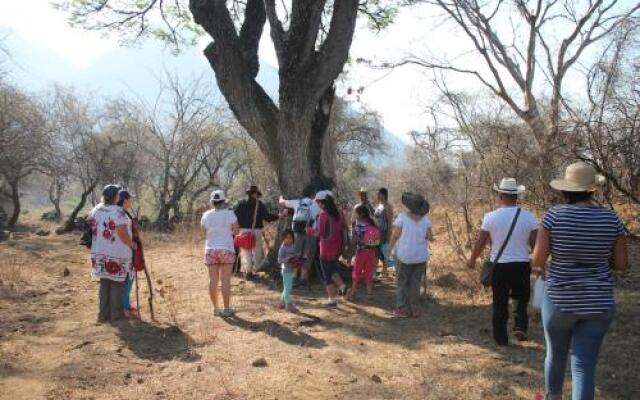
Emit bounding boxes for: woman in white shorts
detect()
[201,190,239,317]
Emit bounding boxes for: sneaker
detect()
[213,308,223,317]
[392,308,410,318]
[338,285,347,297]
[286,303,300,313]
[278,301,286,310]
[409,309,421,318]
[221,308,236,318]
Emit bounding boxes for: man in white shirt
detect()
[279,185,321,286]
[467,178,538,346]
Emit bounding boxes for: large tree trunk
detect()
[275,87,336,196]
[190,0,358,270]
[7,181,20,228]
[154,202,172,230]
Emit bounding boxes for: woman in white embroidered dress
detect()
[88,184,136,323]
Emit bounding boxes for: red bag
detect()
[234,200,259,250]
[133,242,146,271]
[234,232,256,250]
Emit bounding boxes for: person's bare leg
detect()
[366,280,374,295]
[208,264,220,309]
[348,280,359,300]
[332,273,345,295]
[326,283,337,299]
[220,263,233,309]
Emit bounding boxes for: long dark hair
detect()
[355,205,377,227]
[562,191,593,204]
[321,195,341,220]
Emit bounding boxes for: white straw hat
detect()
[493,178,526,194]
[210,189,226,202]
[550,162,605,192]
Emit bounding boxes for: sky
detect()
[0,0,632,139]
[0,1,461,139]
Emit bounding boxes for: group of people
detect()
[199,184,434,316]
[87,161,629,400]
[465,162,628,400]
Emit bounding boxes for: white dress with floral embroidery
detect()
[88,204,132,282]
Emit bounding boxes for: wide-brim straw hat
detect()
[493,178,526,195]
[550,162,605,192]
[401,192,430,216]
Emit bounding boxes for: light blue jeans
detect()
[122,275,134,310]
[542,292,614,400]
[281,271,294,305]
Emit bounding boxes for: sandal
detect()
[221,308,236,318]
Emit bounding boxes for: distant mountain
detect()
[5,31,405,163]
[4,31,279,103]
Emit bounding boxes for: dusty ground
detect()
[0,221,638,400]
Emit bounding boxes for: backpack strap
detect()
[492,208,521,264]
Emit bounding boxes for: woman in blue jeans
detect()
[532,162,628,400]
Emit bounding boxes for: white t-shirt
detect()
[201,208,238,252]
[88,204,132,282]
[393,213,432,264]
[480,206,538,263]
[283,198,321,228]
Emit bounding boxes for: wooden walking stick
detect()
[135,269,141,319]
[143,260,155,321]
[129,207,155,321]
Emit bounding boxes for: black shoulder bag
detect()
[480,208,521,287]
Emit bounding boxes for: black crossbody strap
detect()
[492,208,521,264]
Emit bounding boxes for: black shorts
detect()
[319,259,340,285]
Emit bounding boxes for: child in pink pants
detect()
[348,205,380,299]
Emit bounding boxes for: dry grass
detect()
[0,216,639,400]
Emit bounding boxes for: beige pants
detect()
[239,229,263,274]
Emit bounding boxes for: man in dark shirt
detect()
[234,185,279,277]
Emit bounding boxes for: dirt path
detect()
[1,233,639,399]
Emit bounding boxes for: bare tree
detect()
[48,87,124,232]
[0,82,48,227]
[570,20,640,205]
[57,0,398,196]
[138,75,223,228]
[398,0,640,202]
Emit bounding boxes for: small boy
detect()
[278,229,301,313]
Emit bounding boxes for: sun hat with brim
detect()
[550,162,605,192]
[245,185,262,197]
[210,189,226,202]
[315,190,334,201]
[493,178,526,195]
[118,189,136,202]
[401,192,430,216]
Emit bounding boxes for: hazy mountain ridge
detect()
[4,30,405,163]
